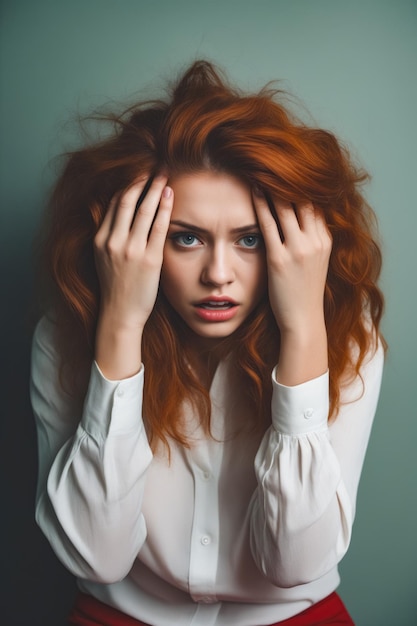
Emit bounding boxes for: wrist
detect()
[279,318,327,346]
[276,320,328,386]
[95,316,143,380]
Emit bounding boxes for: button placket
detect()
[188,456,220,604]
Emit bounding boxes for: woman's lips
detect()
[194,299,239,322]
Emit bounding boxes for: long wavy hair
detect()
[38,60,384,450]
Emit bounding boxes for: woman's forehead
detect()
[169,171,257,227]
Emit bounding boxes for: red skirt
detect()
[68,591,355,625]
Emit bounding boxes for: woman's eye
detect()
[239,234,262,249]
[173,233,200,247]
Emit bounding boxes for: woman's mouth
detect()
[197,301,234,309]
[194,298,239,322]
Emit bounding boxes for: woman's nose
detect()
[200,246,235,286]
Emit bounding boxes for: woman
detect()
[31,61,385,625]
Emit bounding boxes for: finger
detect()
[252,189,284,250]
[297,203,332,247]
[296,201,316,232]
[315,212,333,247]
[145,186,174,255]
[94,194,119,246]
[111,176,149,236]
[273,200,302,243]
[130,175,168,240]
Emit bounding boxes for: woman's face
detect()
[161,171,267,346]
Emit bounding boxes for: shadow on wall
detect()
[1,251,77,625]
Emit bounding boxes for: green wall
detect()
[1,1,416,624]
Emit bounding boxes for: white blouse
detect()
[30,316,384,626]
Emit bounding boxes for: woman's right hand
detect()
[93,175,173,379]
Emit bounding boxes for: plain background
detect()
[1,1,416,624]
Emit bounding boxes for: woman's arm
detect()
[31,177,173,583]
[253,192,331,387]
[249,337,383,587]
[31,317,152,583]
[250,191,383,586]
[94,175,173,380]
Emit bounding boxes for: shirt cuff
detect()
[81,361,144,441]
[271,367,329,435]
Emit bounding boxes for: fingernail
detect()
[162,186,172,198]
[253,185,264,198]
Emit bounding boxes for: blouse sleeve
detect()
[249,338,384,588]
[30,317,153,583]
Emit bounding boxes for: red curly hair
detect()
[39,60,384,450]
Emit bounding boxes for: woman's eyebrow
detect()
[169,220,260,234]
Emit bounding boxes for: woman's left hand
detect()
[253,191,332,385]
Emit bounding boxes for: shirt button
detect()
[116,387,124,398]
[201,535,211,546]
[304,408,314,419]
[202,471,211,480]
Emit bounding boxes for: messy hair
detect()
[39,60,384,449]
